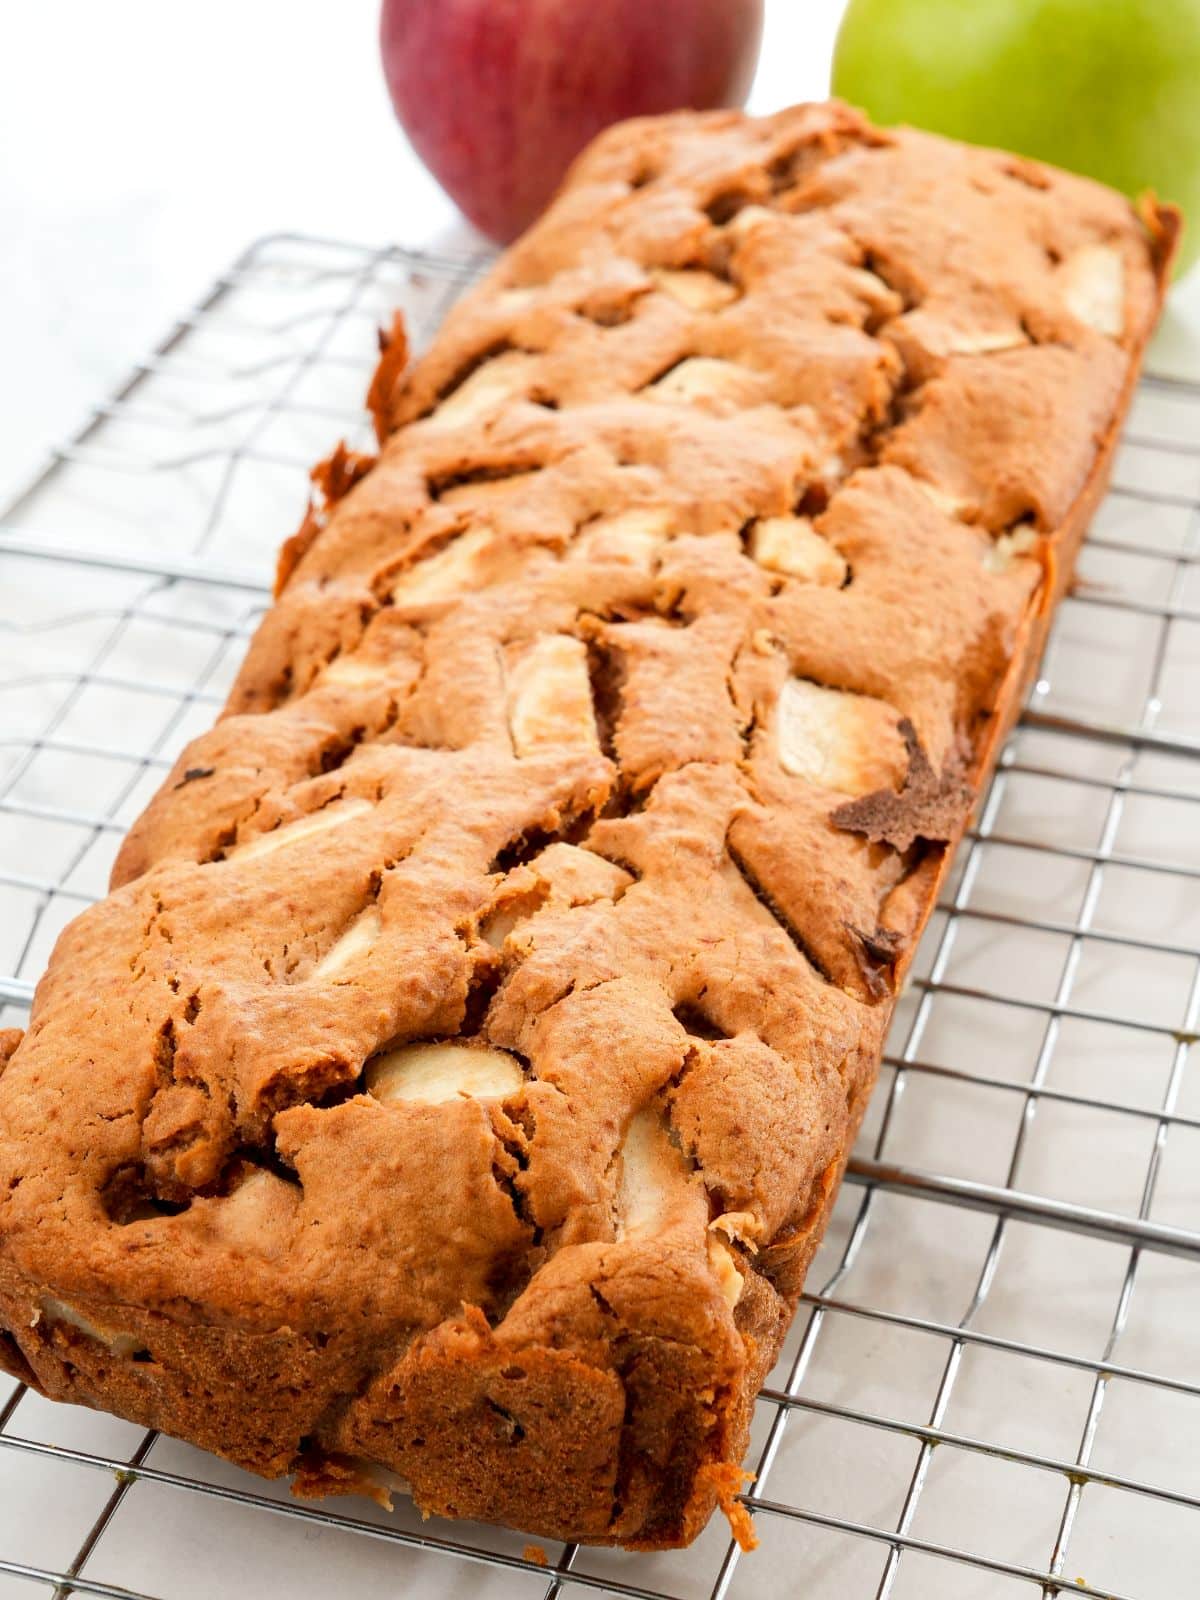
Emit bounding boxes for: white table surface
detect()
[2,0,1198,511]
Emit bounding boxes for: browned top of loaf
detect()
[0,104,1169,1403]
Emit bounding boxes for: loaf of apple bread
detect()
[0,102,1175,1550]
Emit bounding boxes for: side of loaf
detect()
[0,102,1174,1549]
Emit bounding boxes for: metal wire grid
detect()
[0,233,1198,1600]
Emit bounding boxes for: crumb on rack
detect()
[697,1462,758,1552]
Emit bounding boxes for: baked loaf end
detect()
[0,102,1175,1549]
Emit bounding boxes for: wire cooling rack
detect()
[1,233,1199,1600]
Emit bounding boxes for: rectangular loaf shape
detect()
[0,102,1176,1550]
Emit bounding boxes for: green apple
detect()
[832,0,1200,273]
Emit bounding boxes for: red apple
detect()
[380,0,765,242]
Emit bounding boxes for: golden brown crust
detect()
[0,101,1174,1549]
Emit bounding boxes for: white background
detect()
[1,0,1197,506]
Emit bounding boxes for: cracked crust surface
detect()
[0,102,1175,1549]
